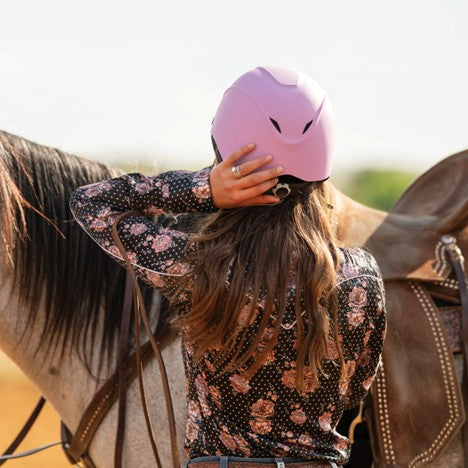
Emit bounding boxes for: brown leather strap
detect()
[441,236,468,468]
[0,397,46,466]
[133,288,162,467]
[111,211,180,468]
[114,271,133,468]
[64,338,155,463]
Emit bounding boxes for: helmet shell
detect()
[211,65,334,182]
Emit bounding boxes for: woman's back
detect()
[182,245,386,464]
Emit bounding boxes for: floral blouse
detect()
[69,167,387,466]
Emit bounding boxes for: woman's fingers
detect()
[235,154,272,177]
[210,143,285,208]
[237,165,283,189]
[241,177,279,200]
[224,143,256,166]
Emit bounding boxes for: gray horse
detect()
[0,130,465,467]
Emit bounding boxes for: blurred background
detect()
[0,0,466,465]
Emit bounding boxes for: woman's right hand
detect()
[209,143,284,209]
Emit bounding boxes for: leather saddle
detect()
[337,150,467,467]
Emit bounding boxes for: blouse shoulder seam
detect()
[337,273,382,286]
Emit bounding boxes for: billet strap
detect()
[441,235,468,467]
[0,397,46,466]
[114,271,133,468]
[63,337,156,464]
[111,211,180,468]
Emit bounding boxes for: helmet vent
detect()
[269,118,282,133]
[302,120,314,134]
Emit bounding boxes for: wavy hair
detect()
[175,180,347,391]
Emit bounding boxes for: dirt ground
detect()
[0,351,69,467]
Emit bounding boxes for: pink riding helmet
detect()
[211,65,334,183]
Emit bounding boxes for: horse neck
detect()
[0,269,116,428]
[0,268,188,468]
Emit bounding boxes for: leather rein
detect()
[0,211,180,467]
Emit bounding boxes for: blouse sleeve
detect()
[340,269,387,411]
[69,166,217,295]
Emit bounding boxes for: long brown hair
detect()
[175,180,346,391]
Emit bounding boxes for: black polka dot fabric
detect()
[69,167,387,466]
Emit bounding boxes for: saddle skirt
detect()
[334,150,468,467]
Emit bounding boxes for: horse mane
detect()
[0,130,159,373]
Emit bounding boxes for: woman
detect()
[70,66,387,468]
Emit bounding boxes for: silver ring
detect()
[232,165,243,179]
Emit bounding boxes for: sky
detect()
[1,0,467,174]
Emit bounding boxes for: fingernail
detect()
[276,166,284,173]
[249,143,255,148]
[265,155,272,161]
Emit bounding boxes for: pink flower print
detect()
[135,180,152,195]
[281,367,318,394]
[363,329,372,346]
[219,427,237,450]
[97,206,112,219]
[204,357,216,373]
[249,418,272,435]
[318,411,333,432]
[84,185,102,197]
[229,374,251,394]
[126,251,138,263]
[263,351,275,365]
[334,436,349,452]
[199,398,212,418]
[377,299,383,315]
[237,305,258,327]
[107,245,123,259]
[99,182,112,192]
[209,385,222,409]
[347,308,366,327]
[251,399,275,418]
[339,380,348,397]
[167,262,190,276]
[298,433,314,446]
[129,223,148,235]
[358,347,371,367]
[348,286,367,308]
[162,184,170,198]
[143,206,165,216]
[260,327,274,344]
[345,360,357,381]
[340,262,360,280]
[152,234,172,253]
[281,369,296,389]
[89,218,108,231]
[187,400,201,421]
[192,184,210,201]
[233,434,251,457]
[290,409,307,425]
[363,376,374,390]
[185,419,199,442]
[195,375,208,397]
[145,270,166,288]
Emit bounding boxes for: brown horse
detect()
[0,130,466,467]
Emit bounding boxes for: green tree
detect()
[335,169,418,212]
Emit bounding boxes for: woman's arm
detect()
[69,167,216,292]
[341,274,387,410]
[69,144,283,294]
